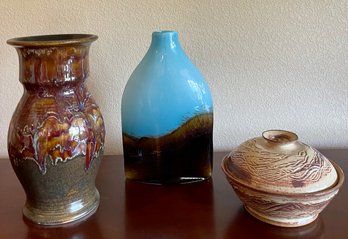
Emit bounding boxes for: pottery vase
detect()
[7,34,105,225]
[121,31,213,184]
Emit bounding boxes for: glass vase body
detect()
[7,34,105,225]
[121,31,213,184]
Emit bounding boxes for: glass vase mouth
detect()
[152,31,178,40]
[7,34,98,47]
[150,31,180,50]
[152,30,178,35]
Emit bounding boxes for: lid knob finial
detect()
[262,130,298,143]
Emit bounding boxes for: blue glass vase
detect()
[121,31,213,184]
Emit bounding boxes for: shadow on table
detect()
[224,207,324,239]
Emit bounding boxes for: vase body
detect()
[121,31,213,184]
[7,34,105,225]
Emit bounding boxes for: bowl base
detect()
[244,205,318,227]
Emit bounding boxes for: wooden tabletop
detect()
[0,150,347,239]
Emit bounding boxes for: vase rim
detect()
[152,30,178,35]
[7,34,98,47]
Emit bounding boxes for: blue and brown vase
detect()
[7,34,105,225]
[121,31,213,184]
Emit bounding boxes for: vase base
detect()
[127,176,211,185]
[22,189,100,226]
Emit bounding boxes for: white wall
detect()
[0,0,347,157]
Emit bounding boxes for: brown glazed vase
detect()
[7,34,105,225]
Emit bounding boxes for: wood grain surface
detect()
[0,150,347,239]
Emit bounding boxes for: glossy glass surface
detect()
[122,31,213,138]
[121,31,213,184]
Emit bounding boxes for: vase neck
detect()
[149,31,182,53]
[16,44,91,86]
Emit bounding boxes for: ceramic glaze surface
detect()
[7,34,105,225]
[221,130,344,227]
[122,31,213,138]
[225,131,338,194]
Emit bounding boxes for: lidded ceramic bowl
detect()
[221,130,344,227]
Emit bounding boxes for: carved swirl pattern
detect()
[229,139,333,190]
[231,182,336,219]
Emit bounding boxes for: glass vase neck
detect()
[149,31,182,52]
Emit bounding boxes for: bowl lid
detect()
[223,130,338,194]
